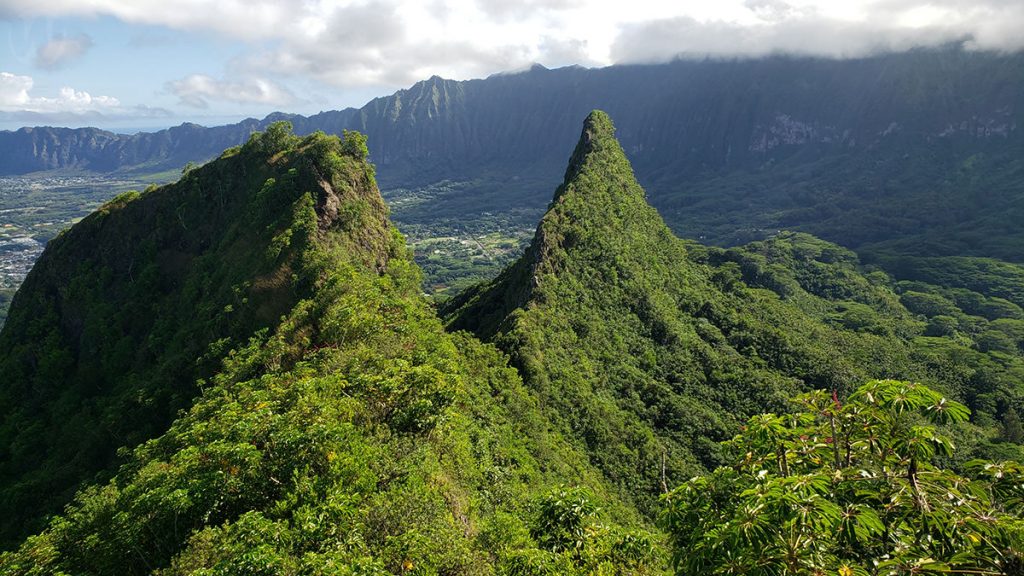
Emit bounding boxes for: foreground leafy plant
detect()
[661,380,1024,575]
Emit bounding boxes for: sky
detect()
[1,0,1022,132]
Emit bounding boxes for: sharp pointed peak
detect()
[554,110,638,202]
[571,110,616,157]
[567,111,620,170]
[582,109,614,136]
[441,110,674,337]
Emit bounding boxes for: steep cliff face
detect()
[4,50,1020,180]
[2,109,1022,575]
[346,50,1024,259]
[0,126,123,172]
[444,110,1024,518]
[0,114,371,174]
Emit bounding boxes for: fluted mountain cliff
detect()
[4,48,1023,262]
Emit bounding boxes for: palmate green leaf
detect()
[887,384,918,416]
[733,504,776,547]
[965,461,1024,510]
[793,390,836,416]
[847,380,886,408]
[777,473,832,497]
[893,425,956,461]
[837,504,884,545]
[875,557,953,575]
[809,497,843,532]
[742,414,791,445]
[662,380,1024,575]
[921,396,970,425]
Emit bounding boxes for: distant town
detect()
[0,176,142,325]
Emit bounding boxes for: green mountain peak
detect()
[446,111,983,518]
[0,122,396,547]
[3,103,1024,576]
[444,110,672,337]
[446,112,743,513]
[552,109,644,206]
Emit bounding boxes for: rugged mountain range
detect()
[0,110,359,175]
[4,48,1023,262]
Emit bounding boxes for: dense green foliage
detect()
[711,233,1024,453]
[0,175,138,329]
[872,253,1024,312]
[662,380,1024,574]
[7,51,1024,330]
[447,111,1024,522]
[7,51,1024,267]
[0,125,662,574]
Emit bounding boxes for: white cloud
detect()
[34,33,93,70]
[0,0,591,88]
[538,36,597,68]
[238,1,540,86]
[0,72,33,107]
[0,71,118,112]
[474,0,581,21]
[611,0,1024,62]
[0,71,169,125]
[743,0,805,22]
[166,74,296,108]
[0,0,294,42]
[1,0,1023,93]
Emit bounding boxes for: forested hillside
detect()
[0,125,662,574]
[446,111,1024,515]
[5,49,1024,332]
[1,114,1022,574]
[0,124,394,545]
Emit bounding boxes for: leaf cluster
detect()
[662,380,1024,575]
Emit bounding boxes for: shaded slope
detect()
[445,111,1024,516]
[0,214,653,575]
[0,124,392,547]
[2,115,1022,576]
